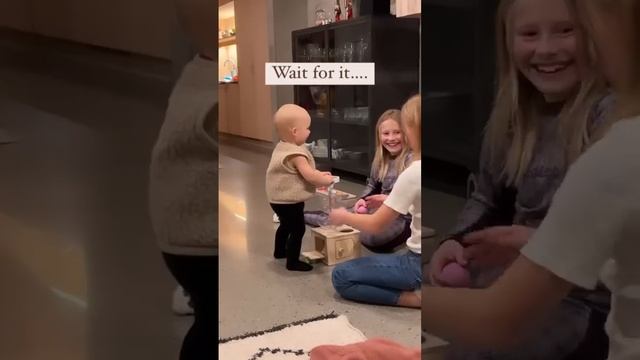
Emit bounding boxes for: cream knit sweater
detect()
[266,141,316,204]
[149,55,217,256]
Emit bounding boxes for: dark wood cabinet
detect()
[292,15,419,177]
[422,0,499,194]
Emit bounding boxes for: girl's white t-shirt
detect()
[384,160,421,254]
[522,116,640,360]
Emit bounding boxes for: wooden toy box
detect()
[304,225,361,266]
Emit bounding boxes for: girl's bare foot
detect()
[397,290,421,308]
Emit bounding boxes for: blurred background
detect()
[0,0,206,359]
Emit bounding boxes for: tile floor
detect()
[218,142,426,346]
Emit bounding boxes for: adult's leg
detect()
[332,251,421,306]
[163,253,217,360]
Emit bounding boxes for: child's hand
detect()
[463,225,533,250]
[461,225,533,269]
[353,199,366,212]
[429,240,468,287]
[329,207,350,225]
[320,172,334,186]
[364,194,387,209]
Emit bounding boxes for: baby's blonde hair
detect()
[485,0,606,186]
[273,104,308,140]
[401,95,421,155]
[371,109,410,181]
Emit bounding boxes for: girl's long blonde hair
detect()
[576,0,640,123]
[485,0,607,186]
[401,94,421,153]
[371,109,410,181]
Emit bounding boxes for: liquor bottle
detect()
[334,0,342,21]
[346,0,353,19]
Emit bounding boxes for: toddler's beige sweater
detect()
[266,141,316,204]
[149,55,217,256]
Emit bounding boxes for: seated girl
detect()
[305,109,413,253]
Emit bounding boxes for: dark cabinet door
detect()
[422,0,498,172]
[293,16,419,177]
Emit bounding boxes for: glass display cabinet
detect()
[292,15,419,176]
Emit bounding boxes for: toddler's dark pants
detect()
[270,202,306,265]
[163,253,217,360]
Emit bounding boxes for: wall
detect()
[175,0,217,59]
[395,0,420,17]
[171,25,197,81]
[270,0,308,143]
[233,0,273,141]
[219,0,308,142]
[0,1,31,32]
[0,0,175,59]
[272,0,308,106]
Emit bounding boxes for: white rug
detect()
[219,313,367,360]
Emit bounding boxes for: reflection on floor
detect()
[0,29,186,360]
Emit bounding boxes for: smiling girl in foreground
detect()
[423,1,640,359]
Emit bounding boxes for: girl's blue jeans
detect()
[331,250,422,305]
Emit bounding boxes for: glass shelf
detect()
[218,1,238,83]
[328,22,370,63]
[219,36,236,47]
[292,16,419,177]
[331,120,367,126]
[331,158,370,175]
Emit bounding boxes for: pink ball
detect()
[356,205,368,214]
[439,262,471,288]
